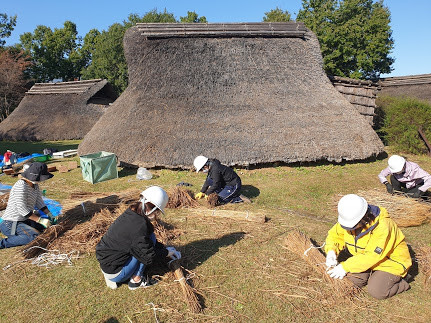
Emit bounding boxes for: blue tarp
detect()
[0,183,62,224]
[0,153,44,168]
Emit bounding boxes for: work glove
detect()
[195,192,207,200]
[384,182,394,194]
[166,246,181,260]
[325,250,338,269]
[327,264,346,279]
[412,190,424,198]
[36,217,51,229]
[46,212,57,225]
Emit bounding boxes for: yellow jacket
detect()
[324,206,411,277]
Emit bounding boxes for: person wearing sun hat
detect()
[0,162,55,249]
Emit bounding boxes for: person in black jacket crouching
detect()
[193,155,244,204]
[96,186,181,290]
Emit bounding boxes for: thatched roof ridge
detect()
[137,22,307,38]
[78,24,383,169]
[329,76,379,125]
[0,79,117,141]
[378,73,431,104]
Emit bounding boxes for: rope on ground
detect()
[3,246,80,270]
[145,302,165,323]
[304,242,325,256]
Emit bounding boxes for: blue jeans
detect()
[0,220,40,249]
[206,178,243,204]
[109,233,157,283]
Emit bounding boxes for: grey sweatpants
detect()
[347,270,410,299]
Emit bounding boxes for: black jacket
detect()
[201,159,241,195]
[96,208,168,274]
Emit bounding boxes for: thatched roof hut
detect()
[0,79,117,141]
[78,23,384,169]
[379,74,431,104]
[329,76,379,126]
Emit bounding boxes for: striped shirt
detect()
[1,179,45,221]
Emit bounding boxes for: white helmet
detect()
[140,186,169,215]
[193,155,208,173]
[337,194,368,229]
[388,155,406,173]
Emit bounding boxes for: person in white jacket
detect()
[378,155,431,198]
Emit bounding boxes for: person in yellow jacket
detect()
[325,194,412,299]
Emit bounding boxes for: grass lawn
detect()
[1,141,431,322]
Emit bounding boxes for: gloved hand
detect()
[166,246,182,260]
[46,212,57,225]
[327,264,346,279]
[36,217,51,229]
[412,190,424,198]
[325,250,338,269]
[384,182,394,194]
[195,192,207,200]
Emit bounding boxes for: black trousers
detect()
[390,175,423,196]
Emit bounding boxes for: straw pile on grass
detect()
[355,189,431,227]
[284,229,363,300]
[22,191,140,258]
[416,245,431,289]
[167,186,199,209]
[169,259,203,313]
[0,193,9,210]
[206,193,219,207]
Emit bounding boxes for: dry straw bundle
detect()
[416,245,431,289]
[355,189,431,227]
[284,229,363,300]
[169,259,203,313]
[0,192,9,210]
[167,186,199,209]
[23,190,140,258]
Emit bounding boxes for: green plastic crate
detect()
[33,155,51,162]
[79,151,118,184]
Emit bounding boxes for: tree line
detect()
[0,1,393,119]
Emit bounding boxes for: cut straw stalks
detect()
[187,208,266,223]
[284,229,363,300]
[167,186,200,209]
[416,245,431,289]
[169,259,203,313]
[354,189,431,227]
[22,190,140,258]
[0,192,9,210]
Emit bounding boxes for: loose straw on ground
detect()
[0,192,9,210]
[355,189,431,227]
[167,186,200,209]
[187,208,266,223]
[416,245,431,289]
[22,190,140,258]
[169,259,203,313]
[284,229,363,300]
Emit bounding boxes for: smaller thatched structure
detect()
[0,79,117,141]
[329,76,379,125]
[379,74,431,105]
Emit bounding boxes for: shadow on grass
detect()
[103,318,119,323]
[241,185,260,199]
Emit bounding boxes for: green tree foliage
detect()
[0,13,17,47]
[180,11,207,23]
[19,21,86,82]
[378,96,431,154]
[81,9,191,95]
[263,7,292,22]
[297,0,394,80]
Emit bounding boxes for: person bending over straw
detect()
[96,186,181,290]
[193,155,244,204]
[0,162,56,249]
[378,155,431,199]
[325,194,412,299]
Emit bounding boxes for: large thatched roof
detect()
[0,79,117,141]
[78,22,383,168]
[379,74,431,104]
[329,76,379,125]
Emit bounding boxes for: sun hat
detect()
[21,162,54,182]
